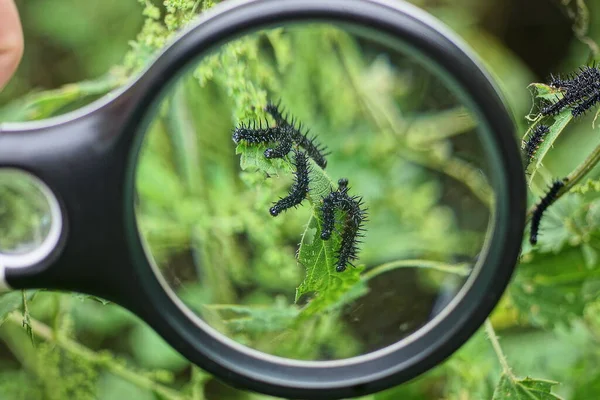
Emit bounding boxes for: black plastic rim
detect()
[118,0,527,398]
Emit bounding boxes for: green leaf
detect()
[0,73,124,122]
[236,142,287,176]
[295,215,365,316]
[511,245,600,328]
[71,293,111,305]
[206,301,300,334]
[0,292,25,323]
[527,84,573,181]
[0,290,36,327]
[530,83,563,102]
[492,375,562,400]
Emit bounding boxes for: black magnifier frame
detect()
[0,0,525,399]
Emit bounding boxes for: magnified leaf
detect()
[206,302,300,334]
[295,214,365,316]
[235,142,287,176]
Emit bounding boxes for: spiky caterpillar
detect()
[320,194,337,241]
[549,66,600,90]
[542,66,600,117]
[530,179,565,245]
[265,101,330,169]
[232,122,292,160]
[522,125,549,167]
[269,150,311,217]
[572,92,600,117]
[320,178,368,272]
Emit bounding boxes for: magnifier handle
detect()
[0,89,143,304]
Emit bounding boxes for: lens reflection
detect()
[134,23,494,361]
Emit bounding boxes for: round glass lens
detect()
[134,22,498,361]
[0,169,61,266]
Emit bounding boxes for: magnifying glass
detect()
[0,0,525,398]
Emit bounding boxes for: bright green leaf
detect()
[492,375,562,400]
[236,142,287,176]
[526,84,573,182]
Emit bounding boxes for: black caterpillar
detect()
[265,101,330,169]
[320,178,368,272]
[542,66,600,117]
[232,121,294,160]
[269,150,311,217]
[530,179,565,245]
[522,125,549,167]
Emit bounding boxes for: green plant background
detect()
[0,0,600,399]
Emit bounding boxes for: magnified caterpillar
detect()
[269,150,311,217]
[530,179,565,245]
[265,101,330,169]
[522,124,549,167]
[232,121,292,160]
[320,178,368,272]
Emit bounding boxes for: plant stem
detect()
[526,139,600,221]
[485,319,515,379]
[362,259,471,281]
[6,312,189,400]
[191,367,207,400]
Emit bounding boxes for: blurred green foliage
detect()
[1,0,600,399]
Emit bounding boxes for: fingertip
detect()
[0,0,24,90]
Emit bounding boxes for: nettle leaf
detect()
[295,162,367,311]
[527,84,573,181]
[511,245,600,328]
[295,214,365,314]
[492,375,562,400]
[235,142,289,176]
